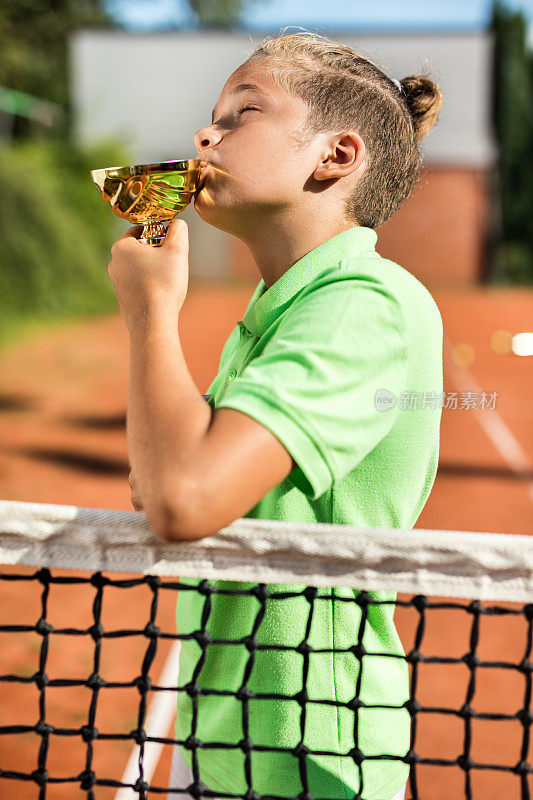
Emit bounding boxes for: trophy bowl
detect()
[90,158,208,246]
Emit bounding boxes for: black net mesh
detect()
[0,567,531,800]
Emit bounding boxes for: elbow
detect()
[155,477,214,542]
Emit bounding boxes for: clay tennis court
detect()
[0,281,531,798]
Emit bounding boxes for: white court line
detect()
[443,333,533,504]
[114,639,181,800]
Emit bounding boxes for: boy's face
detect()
[192,58,324,236]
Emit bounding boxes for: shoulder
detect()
[283,252,443,348]
[357,252,443,322]
[310,251,443,331]
[285,253,406,329]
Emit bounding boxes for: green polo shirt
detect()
[175,225,443,800]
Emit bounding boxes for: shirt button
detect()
[227,369,237,382]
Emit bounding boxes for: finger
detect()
[163,216,188,250]
[115,224,144,244]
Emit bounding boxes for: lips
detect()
[197,162,209,187]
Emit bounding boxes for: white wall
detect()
[70,29,496,166]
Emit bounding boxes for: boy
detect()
[112,30,443,800]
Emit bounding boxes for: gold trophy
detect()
[90,158,208,246]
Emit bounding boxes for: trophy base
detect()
[139,221,167,247]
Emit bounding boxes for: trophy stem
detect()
[139,221,167,247]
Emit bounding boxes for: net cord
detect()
[0,500,531,602]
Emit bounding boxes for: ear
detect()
[314,131,366,182]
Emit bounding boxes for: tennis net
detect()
[0,499,531,800]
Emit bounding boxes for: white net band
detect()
[0,499,531,602]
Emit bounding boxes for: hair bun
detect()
[400,75,443,145]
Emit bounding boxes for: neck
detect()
[238,207,358,289]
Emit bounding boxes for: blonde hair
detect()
[244,28,443,229]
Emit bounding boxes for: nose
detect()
[193,123,222,153]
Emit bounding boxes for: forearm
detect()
[126,304,212,535]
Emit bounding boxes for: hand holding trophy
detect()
[90,158,208,246]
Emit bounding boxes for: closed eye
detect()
[209,106,258,126]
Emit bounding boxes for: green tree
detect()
[488,0,533,283]
[188,0,265,28]
[0,0,119,139]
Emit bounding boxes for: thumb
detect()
[164,216,188,250]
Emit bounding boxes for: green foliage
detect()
[490,241,533,285]
[0,137,131,350]
[188,0,266,28]
[488,1,533,284]
[0,0,119,138]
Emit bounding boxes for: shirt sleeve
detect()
[216,274,409,501]
[204,324,241,402]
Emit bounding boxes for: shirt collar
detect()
[241,226,378,337]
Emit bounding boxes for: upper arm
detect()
[214,275,408,501]
[167,406,296,540]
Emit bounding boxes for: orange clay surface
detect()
[0,282,532,799]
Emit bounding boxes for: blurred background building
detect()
[70,29,496,288]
